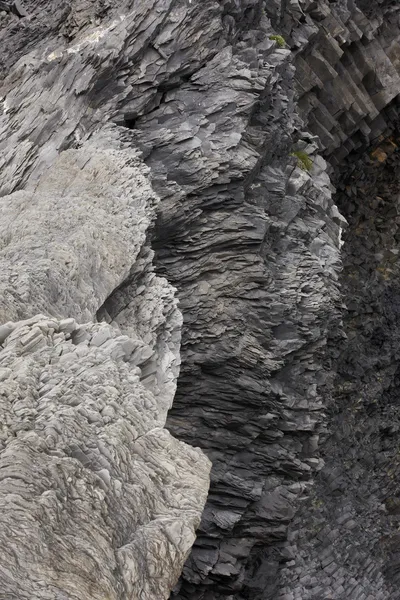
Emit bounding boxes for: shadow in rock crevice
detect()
[329,134,400,590]
[277,133,400,599]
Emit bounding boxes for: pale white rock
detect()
[0,129,210,598]
[0,316,210,599]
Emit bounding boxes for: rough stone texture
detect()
[2,0,400,599]
[0,315,209,600]
[269,0,400,165]
[275,135,400,600]
[0,111,210,597]
[0,132,155,321]
[118,2,343,597]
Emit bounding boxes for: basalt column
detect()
[272,132,400,600]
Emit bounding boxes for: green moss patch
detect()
[291,150,313,171]
[269,34,286,48]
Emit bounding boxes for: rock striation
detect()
[2,0,400,599]
[0,115,210,597]
[290,2,400,166]
[277,0,400,165]
[0,313,209,599]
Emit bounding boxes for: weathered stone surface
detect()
[0,132,155,321]
[0,315,209,599]
[2,0,400,599]
[0,67,211,598]
[276,136,400,600]
[271,0,400,164]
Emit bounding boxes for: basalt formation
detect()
[1,1,400,599]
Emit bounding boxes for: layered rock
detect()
[275,135,400,600]
[0,314,209,599]
[261,3,400,599]
[144,1,400,598]
[116,2,343,597]
[2,0,400,599]
[0,120,210,597]
[267,0,400,164]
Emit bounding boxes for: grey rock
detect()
[0,316,210,599]
[0,14,213,595]
[2,0,400,599]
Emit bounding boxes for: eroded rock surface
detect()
[0,126,210,598]
[0,315,209,600]
[2,0,400,599]
[274,135,400,600]
[270,0,400,164]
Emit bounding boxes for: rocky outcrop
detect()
[0,314,209,599]
[0,105,210,598]
[275,138,400,600]
[145,1,400,598]
[2,0,400,599]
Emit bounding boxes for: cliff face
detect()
[279,0,400,164]
[2,0,400,599]
[279,134,400,600]
[0,13,211,599]
[150,1,400,598]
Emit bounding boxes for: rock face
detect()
[2,0,400,599]
[276,0,400,165]
[0,95,210,598]
[276,136,400,600]
[0,314,209,599]
[145,1,400,598]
